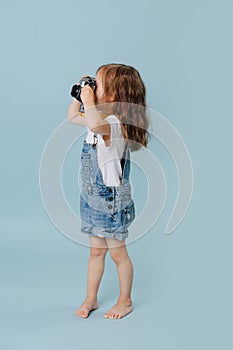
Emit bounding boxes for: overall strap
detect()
[92,133,98,148]
[120,142,128,175]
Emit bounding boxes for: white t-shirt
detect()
[85,115,126,186]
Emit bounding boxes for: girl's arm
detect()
[81,86,111,135]
[67,98,86,126]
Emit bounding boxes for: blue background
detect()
[1,0,233,349]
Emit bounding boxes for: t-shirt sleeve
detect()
[105,115,123,142]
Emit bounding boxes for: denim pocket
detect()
[122,201,135,227]
[115,181,132,200]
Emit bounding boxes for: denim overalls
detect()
[80,133,135,241]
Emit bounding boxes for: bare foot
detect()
[104,301,133,319]
[75,300,99,318]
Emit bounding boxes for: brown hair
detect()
[96,63,150,152]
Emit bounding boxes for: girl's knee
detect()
[109,247,128,263]
[90,246,108,258]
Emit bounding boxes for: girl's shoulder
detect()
[105,114,122,132]
[105,114,121,124]
[101,114,124,145]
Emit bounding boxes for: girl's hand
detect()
[81,85,95,107]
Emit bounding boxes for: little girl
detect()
[67,63,149,319]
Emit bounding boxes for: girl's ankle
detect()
[117,297,132,305]
[85,297,98,304]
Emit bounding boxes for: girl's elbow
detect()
[67,115,76,124]
[67,115,72,122]
[67,112,75,121]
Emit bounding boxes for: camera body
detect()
[70,76,96,113]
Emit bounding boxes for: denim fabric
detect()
[80,134,135,241]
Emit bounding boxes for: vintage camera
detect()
[70,76,96,113]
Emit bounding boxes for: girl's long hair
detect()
[96,63,150,152]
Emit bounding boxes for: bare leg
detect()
[75,236,108,318]
[104,238,134,319]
